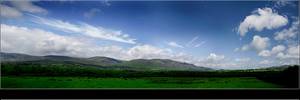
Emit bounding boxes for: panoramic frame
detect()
[0,0,299,88]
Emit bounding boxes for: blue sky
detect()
[1,0,299,69]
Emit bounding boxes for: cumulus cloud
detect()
[274,19,299,41]
[271,45,286,54]
[195,53,253,69]
[256,45,299,66]
[83,8,101,18]
[238,35,270,53]
[195,53,226,68]
[126,45,174,59]
[283,45,300,59]
[167,41,184,48]
[258,50,272,57]
[0,1,47,18]
[0,4,23,18]
[258,45,286,57]
[259,60,272,65]
[251,35,270,51]
[206,53,225,61]
[31,15,136,44]
[1,24,93,57]
[238,7,288,36]
[256,44,299,65]
[276,45,299,60]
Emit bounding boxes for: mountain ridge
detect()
[0,52,213,71]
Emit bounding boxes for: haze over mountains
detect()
[0,52,213,71]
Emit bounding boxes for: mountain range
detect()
[0,52,213,71]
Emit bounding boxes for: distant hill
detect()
[0,52,213,71]
[121,59,212,71]
[259,65,298,71]
[0,52,43,62]
[88,56,123,66]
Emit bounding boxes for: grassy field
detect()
[1,76,282,88]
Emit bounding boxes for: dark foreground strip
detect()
[1,89,299,99]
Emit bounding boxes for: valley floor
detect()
[1,76,282,88]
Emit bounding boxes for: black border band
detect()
[1,89,299,99]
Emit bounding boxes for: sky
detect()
[0,0,299,69]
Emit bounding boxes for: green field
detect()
[1,76,282,88]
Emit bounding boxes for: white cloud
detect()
[84,8,101,18]
[271,45,299,64]
[0,24,190,62]
[167,41,184,48]
[275,45,299,60]
[0,4,23,18]
[206,53,225,61]
[3,23,291,69]
[258,50,272,57]
[10,1,48,14]
[31,15,136,44]
[251,35,270,51]
[271,45,286,54]
[238,7,288,36]
[286,45,299,58]
[257,44,299,66]
[1,24,93,57]
[239,35,270,52]
[195,53,253,69]
[1,25,239,68]
[258,45,286,57]
[274,19,299,41]
[196,53,225,68]
[126,45,174,60]
[259,60,272,65]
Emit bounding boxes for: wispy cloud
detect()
[274,0,297,8]
[0,4,23,18]
[185,36,206,48]
[167,41,184,48]
[185,36,198,47]
[194,41,205,48]
[83,8,101,18]
[0,1,47,18]
[30,15,136,44]
[10,1,48,14]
